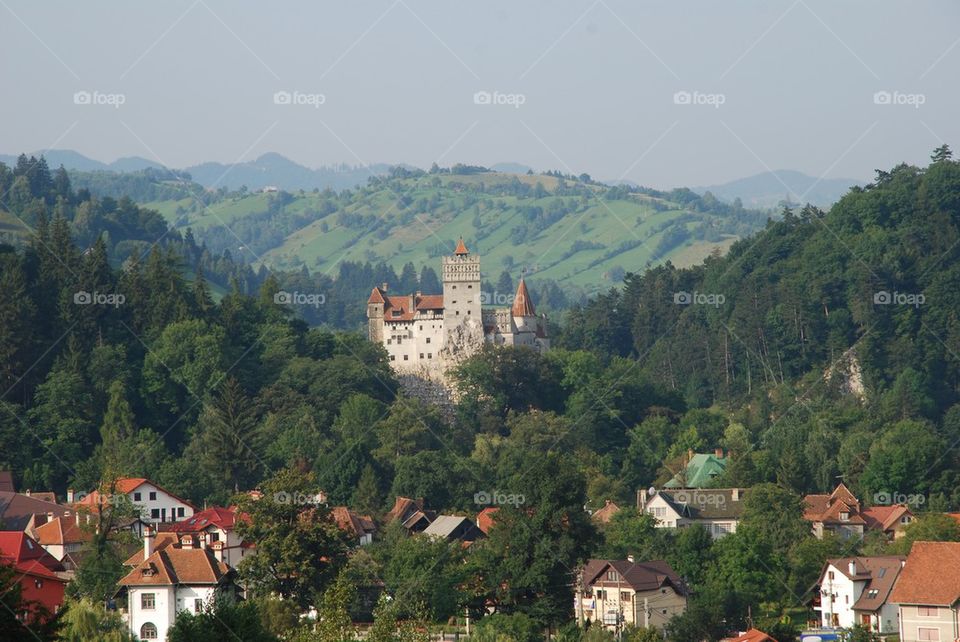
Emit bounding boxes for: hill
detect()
[145,168,771,298]
[695,169,863,209]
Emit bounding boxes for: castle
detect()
[366,239,549,381]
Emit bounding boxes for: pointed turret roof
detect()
[368,287,386,304]
[512,278,536,317]
[454,237,469,255]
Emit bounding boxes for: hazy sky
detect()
[1,1,958,188]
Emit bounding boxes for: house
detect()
[803,483,866,540]
[814,556,904,632]
[639,488,746,539]
[33,513,92,563]
[117,526,236,642]
[385,496,435,533]
[0,531,68,622]
[422,515,485,543]
[722,629,778,642]
[592,500,621,525]
[331,506,376,546]
[0,490,73,531]
[663,449,729,489]
[169,506,252,567]
[75,478,196,524]
[889,541,960,642]
[862,504,914,540]
[576,558,687,633]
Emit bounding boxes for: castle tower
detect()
[442,238,481,324]
[366,283,387,342]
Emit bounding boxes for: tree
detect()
[56,598,136,642]
[891,513,960,554]
[193,378,264,493]
[167,597,277,642]
[597,508,662,560]
[234,467,351,609]
[931,144,953,163]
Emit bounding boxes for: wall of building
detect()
[128,483,194,524]
[898,605,956,642]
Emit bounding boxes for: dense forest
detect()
[3,148,960,641]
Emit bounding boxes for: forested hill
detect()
[561,146,960,489]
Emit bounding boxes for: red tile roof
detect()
[862,505,913,533]
[591,500,621,524]
[889,541,960,606]
[803,483,866,525]
[512,278,536,317]
[368,287,386,304]
[724,629,778,642]
[118,547,230,587]
[0,532,65,579]
[34,515,92,546]
[123,532,179,567]
[332,506,375,537]
[477,507,499,534]
[169,506,244,533]
[454,238,469,255]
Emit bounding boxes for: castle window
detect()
[468,284,473,289]
[390,356,395,361]
[387,339,392,345]
[426,338,431,344]
[420,326,423,331]
[452,285,457,290]
[403,355,409,361]
[467,310,471,315]
[428,353,432,358]
[420,353,424,359]
[456,311,460,316]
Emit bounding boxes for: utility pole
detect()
[644,596,649,628]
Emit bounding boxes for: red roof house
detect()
[0,531,67,622]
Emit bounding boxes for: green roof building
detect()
[663,450,728,488]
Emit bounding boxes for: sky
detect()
[1,0,958,188]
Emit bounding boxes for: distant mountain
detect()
[0,150,394,191]
[695,170,864,210]
[181,153,398,191]
[0,150,161,173]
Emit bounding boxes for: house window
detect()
[595,590,606,600]
[918,628,940,641]
[878,568,886,578]
[606,570,619,581]
[210,532,220,542]
[178,507,185,517]
[918,606,938,617]
[828,571,834,580]
[140,623,158,639]
[149,492,157,501]
[840,511,849,521]
[620,592,630,602]
[134,492,142,501]
[141,593,156,610]
[195,599,203,612]
[867,589,878,599]
[151,509,160,519]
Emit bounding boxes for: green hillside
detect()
[148,169,770,296]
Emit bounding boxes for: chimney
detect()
[75,511,81,526]
[181,534,194,550]
[67,489,75,503]
[637,488,649,511]
[381,283,388,291]
[848,560,857,576]
[144,525,155,559]
[714,448,723,458]
[687,449,694,464]
[25,489,31,497]
[198,533,206,550]
[627,554,635,563]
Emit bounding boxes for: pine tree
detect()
[352,464,382,516]
[196,378,263,493]
[99,380,138,478]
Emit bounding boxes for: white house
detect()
[638,488,746,540]
[73,478,196,524]
[117,526,235,641]
[815,556,904,633]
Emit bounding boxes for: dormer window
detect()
[840,511,849,521]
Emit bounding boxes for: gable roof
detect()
[511,278,536,317]
[423,515,484,542]
[75,478,197,512]
[0,531,65,579]
[0,491,72,531]
[655,489,747,520]
[592,500,621,524]
[663,453,729,488]
[803,483,865,525]
[582,558,686,595]
[477,507,499,534]
[332,506,375,538]
[890,542,960,606]
[821,556,905,612]
[34,515,92,546]
[386,497,435,530]
[862,505,913,532]
[118,547,231,587]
